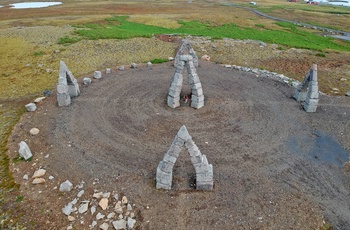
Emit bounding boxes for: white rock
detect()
[106,68,111,74]
[118,214,123,219]
[83,77,92,85]
[168,57,174,61]
[78,202,89,214]
[107,212,115,219]
[93,192,104,199]
[29,128,40,135]
[49,176,54,180]
[122,196,128,205]
[32,168,46,178]
[25,103,37,112]
[127,218,136,229]
[45,154,49,158]
[59,180,73,192]
[67,225,73,230]
[18,141,33,160]
[130,63,137,69]
[23,174,29,180]
[118,66,125,71]
[94,71,102,79]
[91,206,96,215]
[62,203,74,216]
[32,178,45,184]
[99,223,109,230]
[224,65,232,68]
[68,216,75,221]
[114,201,123,213]
[147,61,152,67]
[112,219,126,230]
[77,190,84,198]
[34,97,46,103]
[71,198,78,205]
[96,212,105,220]
[90,221,97,229]
[99,198,108,210]
[103,192,111,198]
[113,193,119,200]
[127,203,132,211]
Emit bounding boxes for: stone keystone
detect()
[156,125,213,191]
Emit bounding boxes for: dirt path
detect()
[7,61,350,229]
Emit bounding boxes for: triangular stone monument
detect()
[293,63,319,112]
[156,125,213,191]
[168,41,204,109]
[57,61,80,106]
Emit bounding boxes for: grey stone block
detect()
[106,68,111,74]
[163,154,177,164]
[191,101,204,109]
[177,125,191,142]
[191,87,203,97]
[68,84,79,97]
[167,96,180,108]
[57,84,68,94]
[58,76,67,85]
[25,103,37,112]
[112,219,127,230]
[83,78,92,85]
[156,168,172,187]
[167,143,182,157]
[18,141,33,160]
[191,95,204,103]
[57,93,71,106]
[196,181,213,191]
[94,71,102,79]
[304,98,318,112]
[159,160,174,173]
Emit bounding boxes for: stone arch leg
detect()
[167,61,185,108]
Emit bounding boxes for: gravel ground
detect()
[7,61,350,229]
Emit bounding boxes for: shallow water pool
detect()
[10,2,62,9]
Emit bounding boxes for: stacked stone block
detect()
[167,54,204,109]
[57,61,80,106]
[174,40,198,68]
[156,125,213,191]
[293,64,319,112]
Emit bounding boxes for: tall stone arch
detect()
[293,63,319,112]
[174,40,198,68]
[156,125,213,191]
[57,61,80,106]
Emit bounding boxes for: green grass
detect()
[72,16,350,52]
[58,36,81,45]
[33,51,44,56]
[150,58,168,64]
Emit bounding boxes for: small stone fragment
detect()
[118,66,125,71]
[32,178,45,184]
[114,201,123,214]
[78,202,89,214]
[43,90,52,97]
[59,180,73,192]
[122,196,128,205]
[71,198,78,205]
[113,193,119,200]
[34,97,46,103]
[91,206,96,215]
[25,103,37,112]
[29,128,40,135]
[100,223,109,230]
[49,175,54,180]
[32,168,46,178]
[62,203,74,216]
[99,198,108,210]
[107,212,115,219]
[106,68,111,74]
[103,192,111,198]
[23,174,29,180]
[346,92,350,97]
[83,78,92,85]
[93,192,104,199]
[118,214,123,219]
[67,225,73,230]
[94,71,102,79]
[147,61,152,67]
[127,218,136,229]
[127,204,132,211]
[90,221,97,229]
[112,219,126,230]
[96,212,105,220]
[77,190,84,198]
[68,216,75,222]
[130,63,137,69]
[201,55,210,61]
[168,57,174,61]
[18,141,33,160]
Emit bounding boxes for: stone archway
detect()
[57,61,80,106]
[156,125,213,191]
[293,63,319,112]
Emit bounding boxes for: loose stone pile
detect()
[57,61,80,106]
[156,125,213,191]
[168,41,204,109]
[293,64,319,112]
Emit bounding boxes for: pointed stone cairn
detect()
[156,125,213,191]
[57,61,80,106]
[168,41,204,109]
[293,64,319,112]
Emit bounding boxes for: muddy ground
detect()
[7,61,350,229]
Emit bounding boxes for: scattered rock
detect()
[122,196,128,205]
[71,198,78,205]
[23,174,29,180]
[114,201,123,214]
[90,221,97,229]
[168,57,174,61]
[29,128,40,135]
[340,78,347,81]
[77,190,84,198]
[201,55,210,61]
[147,61,152,67]
[106,68,111,74]
[93,192,104,199]
[68,216,75,222]
[38,63,43,68]
[62,203,74,216]
[96,212,105,220]
[34,97,46,103]
[127,204,132,211]
[127,218,136,229]
[91,206,96,215]
[332,88,339,91]
[346,92,350,97]
[118,214,123,219]
[112,219,126,230]
[49,175,54,180]
[99,223,109,230]
[130,63,137,69]
[118,66,125,71]
[78,202,89,214]
[103,192,111,198]
[25,103,37,112]
[99,198,109,210]
[94,71,102,79]
[32,178,45,184]
[113,193,119,200]
[224,65,232,68]
[107,212,115,219]
[43,90,52,97]
[59,180,73,192]
[32,168,46,178]
[83,78,92,85]
[67,225,73,230]
[18,141,33,160]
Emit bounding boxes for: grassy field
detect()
[0,0,349,228]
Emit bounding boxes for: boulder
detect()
[25,103,37,112]
[130,63,137,69]
[83,78,92,85]
[18,141,33,160]
[112,220,126,230]
[59,180,73,192]
[94,71,102,79]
